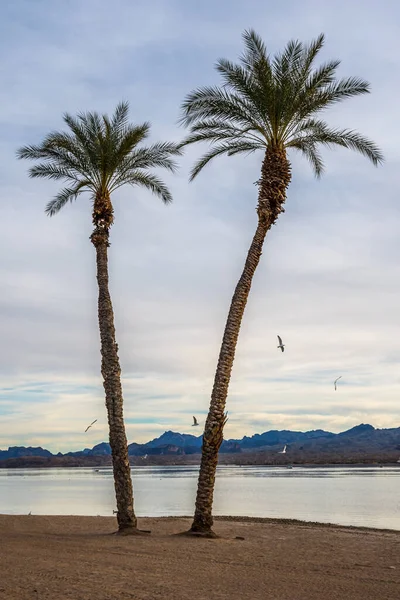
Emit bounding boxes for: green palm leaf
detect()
[18,102,182,223]
[179,29,383,177]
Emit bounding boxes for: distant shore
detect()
[1,515,398,599]
[1,452,400,469]
[1,455,400,469]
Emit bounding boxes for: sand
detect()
[0,515,399,600]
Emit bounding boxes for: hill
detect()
[1,423,400,467]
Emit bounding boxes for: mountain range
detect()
[1,423,400,467]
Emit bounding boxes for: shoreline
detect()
[1,461,400,469]
[188,514,400,535]
[2,512,399,534]
[1,514,398,599]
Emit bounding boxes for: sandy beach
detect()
[0,516,399,599]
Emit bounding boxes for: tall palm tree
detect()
[17,102,181,534]
[179,31,383,536]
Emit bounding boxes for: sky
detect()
[1,0,400,452]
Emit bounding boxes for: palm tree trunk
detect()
[189,146,291,535]
[91,227,137,533]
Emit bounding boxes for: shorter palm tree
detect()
[179,30,383,536]
[17,102,181,533]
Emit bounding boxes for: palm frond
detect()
[318,76,370,106]
[241,29,270,71]
[180,86,259,130]
[113,123,150,165]
[322,128,383,165]
[298,76,370,121]
[216,58,273,136]
[300,33,325,77]
[110,142,181,192]
[189,142,258,180]
[28,163,81,182]
[180,120,265,147]
[82,110,103,141]
[305,59,341,92]
[41,136,92,171]
[273,38,304,87]
[226,141,264,156]
[111,101,130,133]
[289,138,325,177]
[45,181,90,216]
[17,144,47,160]
[287,59,341,127]
[62,113,100,175]
[283,117,334,142]
[123,171,173,204]
[288,124,383,166]
[18,138,97,186]
[121,142,181,172]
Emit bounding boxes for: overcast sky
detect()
[1,0,399,452]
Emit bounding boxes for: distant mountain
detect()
[0,446,52,460]
[235,428,334,449]
[338,423,375,437]
[89,442,112,455]
[1,423,400,466]
[145,431,202,449]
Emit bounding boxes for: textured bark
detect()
[190,146,291,534]
[91,196,136,532]
[92,190,114,230]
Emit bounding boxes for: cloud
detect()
[1,0,400,452]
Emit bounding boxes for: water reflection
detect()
[1,465,399,530]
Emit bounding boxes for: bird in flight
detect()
[85,419,97,432]
[278,445,287,454]
[277,335,285,352]
[334,376,342,391]
[192,416,199,427]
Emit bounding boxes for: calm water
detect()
[1,465,399,530]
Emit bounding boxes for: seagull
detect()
[334,376,342,391]
[278,445,287,454]
[277,335,285,352]
[85,419,97,433]
[192,416,199,427]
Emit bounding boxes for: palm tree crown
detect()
[17,101,181,226]
[180,30,383,178]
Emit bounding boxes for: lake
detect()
[1,465,399,530]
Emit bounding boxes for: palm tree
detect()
[17,102,181,534]
[179,31,383,536]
